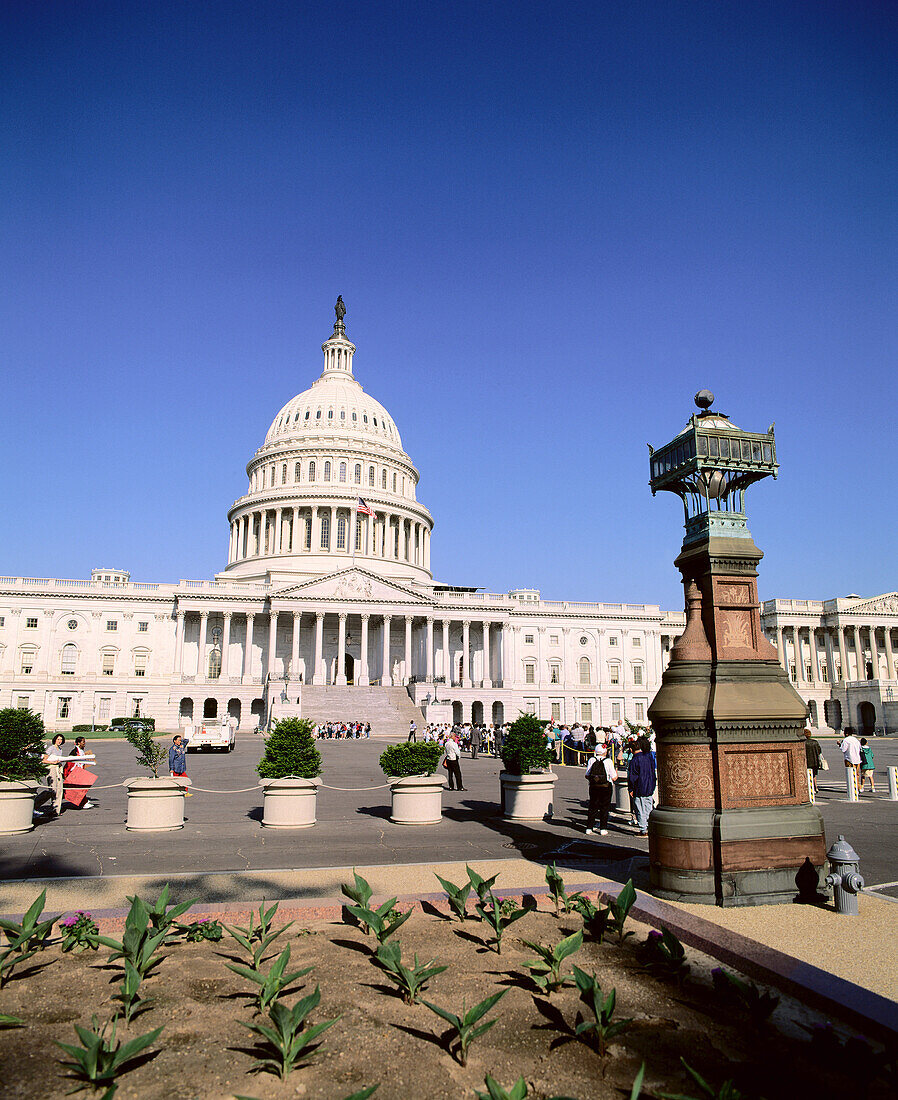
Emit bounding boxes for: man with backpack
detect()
[584,744,616,835]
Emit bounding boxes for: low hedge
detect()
[72,725,110,733]
[111,717,156,730]
[379,741,443,778]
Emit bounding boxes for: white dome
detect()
[265,374,403,452]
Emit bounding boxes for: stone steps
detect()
[299,685,423,739]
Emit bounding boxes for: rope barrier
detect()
[320,782,391,792]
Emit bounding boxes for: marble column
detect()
[360,615,370,686]
[462,620,471,687]
[313,613,324,685]
[824,629,835,685]
[222,612,232,679]
[291,612,301,680]
[885,629,896,681]
[292,507,299,551]
[426,617,434,681]
[482,621,492,688]
[871,627,881,681]
[442,620,450,683]
[196,611,208,680]
[806,630,815,681]
[336,613,347,685]
[404,616,413,683]
[243,614,255,680]
[837,627,848,682]
[852,626,863,680]
[793,627,803,682]
[275,509,283,554]
[382,615,392,685]
[267,611,278,682]
[777,627,787,674]
[174,610,185,677]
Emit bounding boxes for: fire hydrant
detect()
[825,835,864,915]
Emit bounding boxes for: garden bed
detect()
[0,881,891,1100]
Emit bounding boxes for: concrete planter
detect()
[125,777,187,831]
[260,777,322,828]
[0,780,39,836]
[388,773,446,825]
[500,771,558,821]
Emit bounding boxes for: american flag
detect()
[356,497,375,516]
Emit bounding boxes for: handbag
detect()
[442,758,449,769]
[820,758,829,771]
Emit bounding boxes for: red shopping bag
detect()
[63,764,97,808]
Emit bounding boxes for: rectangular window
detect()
[524,633,534,644]
[820,666,829,683]
[132,698,143,718]
[525,700,537,715]
[524,663,535,684]
[609,664,620,685]
[355,519,363,551]
[0,616,5,627]
[635,702,645,722]
[26,617,38,629]
[320,515,330,549]
[608,636,618,646]
[382,470,387,489]
[304,518,312,550]
[611,701,621,722]
[134,653,147,677]
[98,698,111,723]
[580,702,592,724]
[16,696,30,710]
[137,621,148,633]
[550,634,559,645]
[789,664,796,681]
[633,636,641,647]
[633,665,643,685]
[106,621,117,632]
[551,701,561,722]
[102,653,115,676]
[20,652,35,674]
[369,467,375,487]
[58,697,71,719]
[805,664,814,681]
[393,527,399,557]
[549,665,560,684]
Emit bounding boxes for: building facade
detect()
[0,307,893,734]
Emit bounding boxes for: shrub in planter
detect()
[379,742,443,779]
[500,714,552,775]
[0,709,48,782]
[257,718,321,780]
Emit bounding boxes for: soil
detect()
[0,900,890,1100]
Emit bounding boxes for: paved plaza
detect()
[1,735,896,907]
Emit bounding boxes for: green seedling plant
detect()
[372,939,447,1004]
[341,869,374,909]
[226,944,313,1014]
[111,960,153,1023]
[60,911,101,953]
[572,895,611,944]
[99,896,168,980]
[127,883,197,936]
[659,1057,746,1100]
[521,929,583,994]
[644,927,690,984]
[711,968,779,1026]
[474,891,531,955]
[0,1013,24,1028]
[343,896,411,944]
[605,879,637,945]
[239,985,340,1080]
[571,965,633,1056]
[476,1075,529,1100]
[421,988,507,1066]
[56,1014,163,1098]
[434,872,472,921]
[227,901,294,968]
[0,889,57,986]
[545,863,578,916]
[466,865,500,905]
[342,1088,379,1100]
[179,917,223,942]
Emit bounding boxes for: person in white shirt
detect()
[584,744,616,835]
[443,735,466,791]
[840,729,862,789]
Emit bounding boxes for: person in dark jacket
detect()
[627,736,656,835]
[804,728,823,793]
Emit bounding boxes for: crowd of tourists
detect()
[312,721,371,739]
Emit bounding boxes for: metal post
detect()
[806,768,816,805]
[846,764,859,802]
[888,765,898,801]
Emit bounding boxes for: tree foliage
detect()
[257,718,322,780]
[379,742,443,778]
[0,708,48,782]
[500,713,552,775]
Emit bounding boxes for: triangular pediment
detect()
[844,592,898,615]
[271,568,430,604]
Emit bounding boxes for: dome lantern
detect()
[320,295,356,379]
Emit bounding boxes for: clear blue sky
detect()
[2,1,895,611]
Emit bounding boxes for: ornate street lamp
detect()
[647,391,825,907]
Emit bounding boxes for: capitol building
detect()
[1,305,895,737]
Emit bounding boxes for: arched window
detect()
[549,663,561,684]
[309,460,316,482]
[294,462,301,482]
[392,473,397,492]
[134,650,148,677]
[524,661,536,685]
[261,468,266,489]
[336,516,346,549]
[368,466,375,487]
[19,646,37,675]
[208,649,222,679]
[340,409,345,420]
[323,461,331,482]
[281,464,287,485]
[320,514,330,549]
[354,464,361,484]
[352,411,357,422]
[355,518,364,551]
[339,462,347,483]
[632,663,644,686]
[316,409,321,419]
[382,469,387,490]
[609,662,621,685]
[304,515,312,549]
[579,656,591,685]
[328,409,334,420]
[60,643,78,676]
